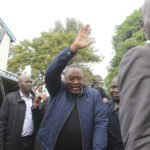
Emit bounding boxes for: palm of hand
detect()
[71,24,93,51]
[75,33,90,49]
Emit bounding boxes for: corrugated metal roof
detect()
[0,18,16,42]
[0,69,18,82]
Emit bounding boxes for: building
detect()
[0,18,16,70]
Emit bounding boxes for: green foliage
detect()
[7,18,101,86]
[105,9,146,92]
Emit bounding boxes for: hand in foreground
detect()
[70,24,93,52]
[33,93,47,107]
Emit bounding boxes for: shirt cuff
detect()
[67,46,77,56]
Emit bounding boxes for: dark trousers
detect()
[20,135,34,150]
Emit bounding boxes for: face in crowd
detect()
[18,76,33,94]
[110,77,119,103]
[65,67,84,94]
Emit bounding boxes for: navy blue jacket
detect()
[106,101,124,150]
[37,47,108,150]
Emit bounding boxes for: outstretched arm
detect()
[45,24,93,96]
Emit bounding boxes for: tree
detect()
[7,18,102,89]
[78,65,102,86]
[105,9,146,92]
[52,20,64,33]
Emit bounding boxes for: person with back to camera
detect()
[118,0,150,149]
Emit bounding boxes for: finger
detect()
[81,25,88,34]
[84,24,90,32]
[87,40,94,46]
[80,26,85,33]
[87,27,91,35]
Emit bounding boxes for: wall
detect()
[0,25,11,70]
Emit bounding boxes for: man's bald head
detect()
[142,0,150,19]
[140,0,150,40]
[18,75,31,82]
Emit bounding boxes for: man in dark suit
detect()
[106,76,124,150]
[118,0,150,149]
[0,75,39,150]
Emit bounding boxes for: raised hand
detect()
[70,24,93,52]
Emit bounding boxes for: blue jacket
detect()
[37,47,108,150]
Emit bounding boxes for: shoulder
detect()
[5,90,19,98]
[121,46,148,61]
[2,91,19,106]
[104,100,114,113]
[105,100,113,107]
[4,90,20,102]
[86,86,99,96]
[125,45,146,54]
[119,46,149,75]
[85,87,103,104]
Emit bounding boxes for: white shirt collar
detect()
[20,90,32,98]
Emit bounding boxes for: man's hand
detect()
[33,93,47,107]
[70,24,93,52]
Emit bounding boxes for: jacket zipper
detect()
[77,95,85,150]
[52,102,75,150]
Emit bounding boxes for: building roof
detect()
[0,18,16,42]
[0,68,18,82]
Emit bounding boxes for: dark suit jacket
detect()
[118,44,150,150]
[0,90,35,150]
[106,101,124,150]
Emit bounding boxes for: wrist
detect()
[70,43,79,52]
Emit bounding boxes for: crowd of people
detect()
[0,0,150,149]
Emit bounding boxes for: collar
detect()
[20,90,32,98]
[111,100,119,112]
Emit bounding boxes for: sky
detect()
[0,0,144,79]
